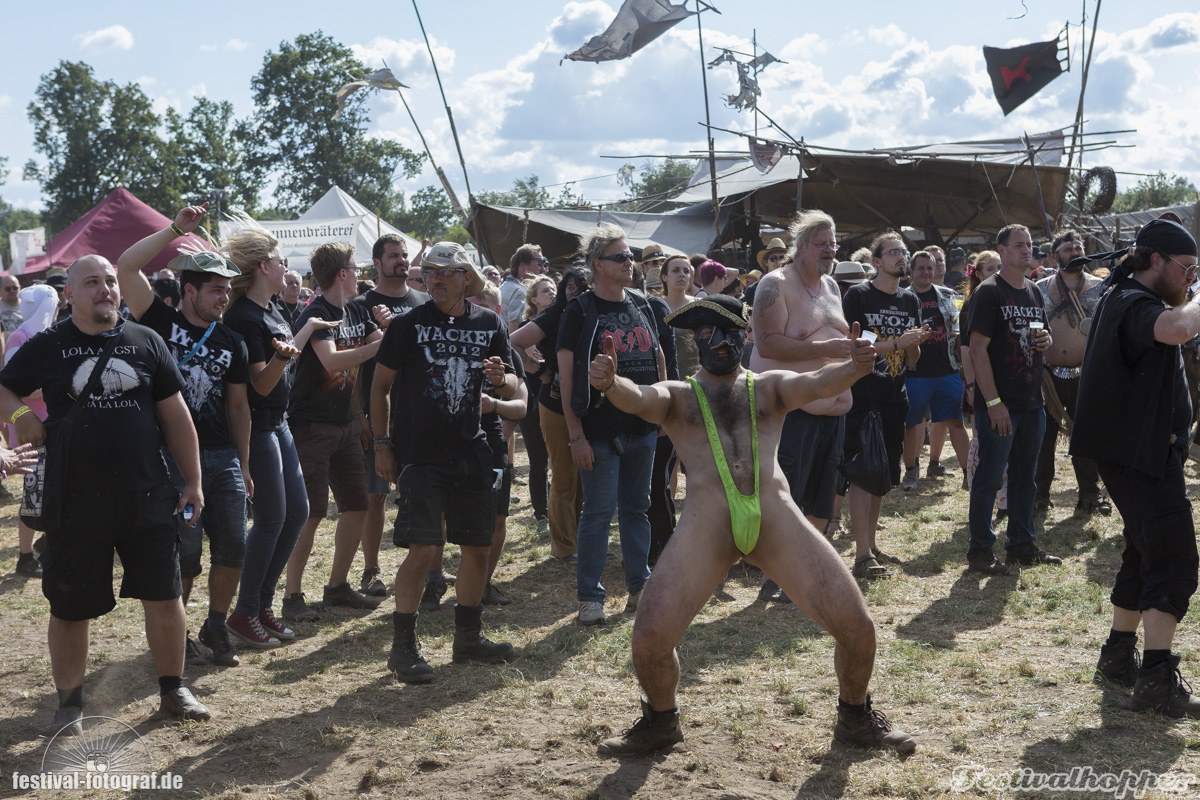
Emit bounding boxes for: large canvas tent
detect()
[17,187,209,277]
[469,202,732,270]
[221,186,421,274]
[674,150,1070,242]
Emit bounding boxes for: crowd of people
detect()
[2,202,1198,753]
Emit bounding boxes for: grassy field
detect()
[2,447,1200,799]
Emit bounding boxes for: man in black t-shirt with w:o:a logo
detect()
[119,204,252,671]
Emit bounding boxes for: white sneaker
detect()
[624,590,641,614]
[578,601,606,626]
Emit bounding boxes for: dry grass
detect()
[2,448,1200,799]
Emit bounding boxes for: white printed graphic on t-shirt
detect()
[71,357,142,409]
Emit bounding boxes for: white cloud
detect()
[77,25,134,52]
[0,95,11,110]
[199,38,248,54]
[364,6,1200,206]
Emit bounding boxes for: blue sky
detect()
[2,1,1198,215]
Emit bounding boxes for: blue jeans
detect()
[576,429,657,603]
[167,447,247,579]
[969,405,1045,557]
[234,424,310,617]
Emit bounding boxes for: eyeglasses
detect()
[408,275,426,284]
[882,248,910,259]
[1168,255,1199,281]
[422,267,469,278]
[809,241,838,251]
[598,252,636,264]
[767,254,787,263]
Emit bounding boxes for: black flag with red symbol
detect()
[983,29,1068,116]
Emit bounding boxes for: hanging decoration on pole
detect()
[562,0,696,63]
[332,68,409,117]
[983,26,1069,116]
[748,138,784,175]
[707,46,784,111]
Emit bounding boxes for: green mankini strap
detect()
[686,372,761,555]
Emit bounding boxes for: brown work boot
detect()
[597,700,684,757]
[834,696,916,754]
[1128,655,1200,718]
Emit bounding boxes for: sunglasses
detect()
[598,252,636,264]
[272,257,289,268]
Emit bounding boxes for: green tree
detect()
[476,175,551,208]
[396,186,456,239]
[244,32,423,217]
[165,98,259,215]
[618,158,695,211]
[1111,172,1199,213]
[24,61,177,231]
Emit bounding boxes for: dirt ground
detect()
[2,444,1200,799]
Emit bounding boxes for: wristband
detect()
[372,436,393,450]
[9,405,31,424]
[271,350,294,362]
[170,223,186,237]
[600,377,616,394]
[569,434,586,444]
[985,397,1002,408]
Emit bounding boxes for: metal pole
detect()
[412,0,474,202]
[1065,1,1102,179]
[695,2,722,241]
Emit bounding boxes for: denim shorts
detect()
[393,444,496,549]
[905,373,964,426]
[171,447,248,579]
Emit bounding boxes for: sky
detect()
[2,0,1199,217]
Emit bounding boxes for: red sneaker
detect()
[225,612,281,649]
[258,608,295,641]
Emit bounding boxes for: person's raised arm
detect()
[310,336,381,374]
[588,334,673,425]
[775,322,874,411]
[117,203,208,320]
[1153,301,1200,345]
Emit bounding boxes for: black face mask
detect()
[696,327,745,375]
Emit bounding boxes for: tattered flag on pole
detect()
[333,68,409,117]
[983,29,1068,116]
[748,138,783,174]
[564,0,696,63]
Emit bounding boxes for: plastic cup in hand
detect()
[860,330,878,344]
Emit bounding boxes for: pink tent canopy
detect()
[20,187,210,276]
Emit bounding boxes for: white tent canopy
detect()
[221,186,421,274]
